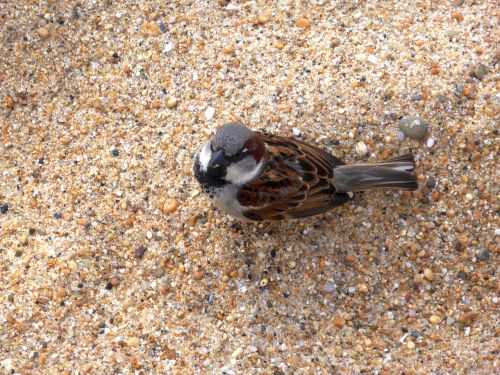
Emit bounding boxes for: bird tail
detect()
[333,154,418,193]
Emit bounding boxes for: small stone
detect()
[166,97,178,108]
[452,0,464,6]
[126,337,140,347]
[331,38,341,48]
[154,267,165,278]
[192,270,204,280]
[231,347,243,359]
[396,131,405,141]
[37,27,50,39]
[399,116,428,140]
[5,96,14,109]
[358,284,368,293]
[367,54,378,64]
[423,268,434,281]
[477,249,489,261]
[425,176,436,188]
[458,311,479,325]
[332,150,344,159]
[222,43,236,54]
[135,246,147,259]
[426,138,436,148]
[162,198,179,214]
[110,148,119,157]
[257,10,272,24]
[68,260,78,272]
[292,128,301,137]
[110,277,120,286]
[333,315,346,329]
[296,17,311,29]
[407,341,415,349]
[0,203,8,214]
[432,191,441,201]
[465,193,473,201]
[429,315,442,324]
[355,142,368,156]
[473,64,488,81]
[205,106,215,120]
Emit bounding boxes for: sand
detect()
[1,0,498,373]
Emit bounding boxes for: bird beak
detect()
[208,150,224,169]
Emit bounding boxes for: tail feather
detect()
[333,153,418,193]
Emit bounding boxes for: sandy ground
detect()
[1,0,498,374]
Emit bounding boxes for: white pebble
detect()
[464,327,471,336]
[495,228,500,236]
[205,106,215,120]
[355,142,368,156]
[367,54,378,64]
[397,131,405,141]
[164,42,174,53]
[426,138,436,148]
[231,347,243,359]
[292,128,301,137]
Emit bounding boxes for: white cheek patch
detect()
[225,156,264,185]
[198,142,212,172]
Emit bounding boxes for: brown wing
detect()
[237,132,350,221]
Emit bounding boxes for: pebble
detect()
[292,128,301,137]
[257,10,272,24]
[154,267,165,278]
[398,116,428,140]
[477,249,489,261]
[495,228,500,236]
[473,64,488,81]
[37,27,50,39]
[458,311,479,325]
[205,107,215,120]
[0,203,8,214]
[162,198,179,214]
[126,337,140,347]
[355,142,368,156]
[296,17,311,29]
[332,150,344,159]
[429,315,442,325]
[5,96,14,109]
[423,268,434,281]
[135,246,147,259]
[231,347,243,359]
[432,191,441,201]
[192,270,204,280]
[425,176,436,188]
[166,97,178,109]
[333,316,346,329]
[407,341,415,349]
[331,38,341,48]
[367,55,378,64]
[426,138,436,148]
[396,131,405,141]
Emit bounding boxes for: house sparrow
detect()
[193,123,418,222]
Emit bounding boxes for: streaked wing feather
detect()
[238,132,349,221]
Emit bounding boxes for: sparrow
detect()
[193,123,418,223]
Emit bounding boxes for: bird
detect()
[193,123,418,224]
